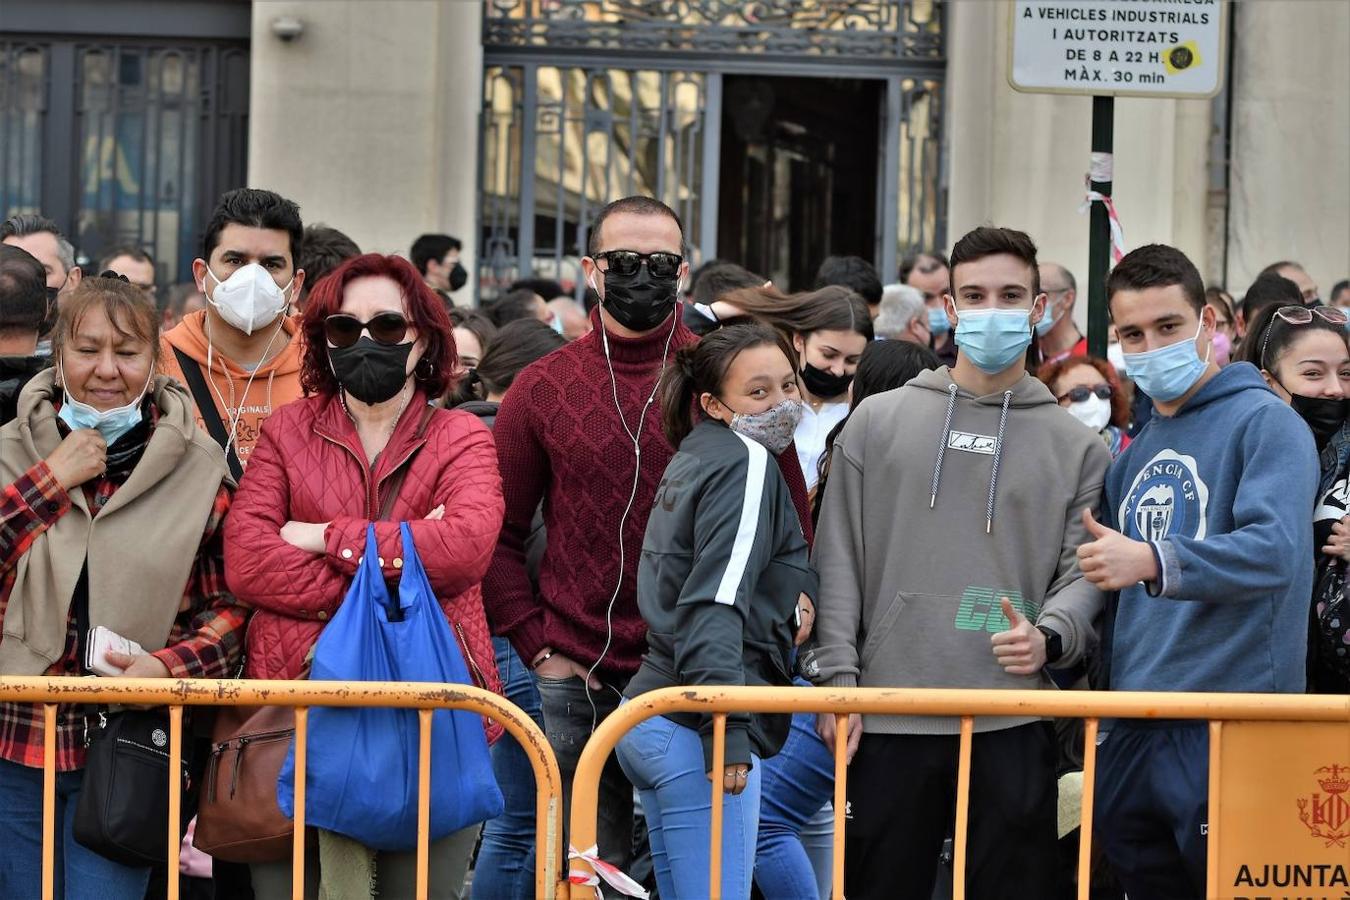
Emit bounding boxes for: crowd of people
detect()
[0,187,1345,900]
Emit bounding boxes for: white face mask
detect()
[1106,341,1127,376]
[1066,392,1112,433]
[205,262,291,335]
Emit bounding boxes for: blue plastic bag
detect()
[278,523,504,850]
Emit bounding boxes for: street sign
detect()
[1009,0,1227,99]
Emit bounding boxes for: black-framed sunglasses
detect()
[324,312,410,348]
[1058,384,1113,404]
[593,250,683,279]
[1260,305,1349,368]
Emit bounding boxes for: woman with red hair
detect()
[224,253,504,898]
[1038,355,1133,457]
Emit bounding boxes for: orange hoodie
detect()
[160,309,305,465]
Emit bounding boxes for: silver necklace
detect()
[340,384,412,442]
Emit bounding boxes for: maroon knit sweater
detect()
[484,307,814,680]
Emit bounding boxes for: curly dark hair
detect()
[299,253,457,398]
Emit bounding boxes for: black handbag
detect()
[73,708,192,866]
[68,570,191,867]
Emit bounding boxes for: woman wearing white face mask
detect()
[0,275,244,899]
[1039,355,1133,458]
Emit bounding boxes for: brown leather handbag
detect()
[193,703,296,862]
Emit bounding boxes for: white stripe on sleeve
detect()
[714,432,767,606]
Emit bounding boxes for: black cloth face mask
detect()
[329,336,414,405]
[449,263,468,292]
[800,361,853,400]
[601,267,678,333]
[1289,392,1350,449]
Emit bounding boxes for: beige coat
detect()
[0,369,229,675]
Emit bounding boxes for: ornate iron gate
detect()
[478,0,945,300]
[0,36,248,285]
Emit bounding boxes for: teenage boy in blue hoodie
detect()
[1078,244,1317,898]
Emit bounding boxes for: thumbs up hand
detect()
[990,596,1046,676]
[1076,507,1159,591]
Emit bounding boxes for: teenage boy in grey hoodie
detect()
[808,226,1111,900]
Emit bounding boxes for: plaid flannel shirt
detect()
[0,459,242,771]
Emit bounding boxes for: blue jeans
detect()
[474,638,545,900]
[616,712,761,900]
[0,757,152,900]
[755,701,836,899]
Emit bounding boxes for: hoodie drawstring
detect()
[986,390,1014,534]
[929,384,960,509]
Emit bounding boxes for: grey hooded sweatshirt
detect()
[807,366,1111,735]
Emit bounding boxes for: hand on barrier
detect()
[990,596,1046,676]
[1076,507,1158,591]
[816,712,862,764]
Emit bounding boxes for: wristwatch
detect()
[1036,626,1064,665]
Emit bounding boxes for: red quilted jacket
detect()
[224,391,505,737]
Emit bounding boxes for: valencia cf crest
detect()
[1118,449,1209,542]
[1297,763,1350,847]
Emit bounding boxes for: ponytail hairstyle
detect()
[659,321,793,447]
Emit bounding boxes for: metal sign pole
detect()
[1087,95,1114,360]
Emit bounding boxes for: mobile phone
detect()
[85,625,145,677]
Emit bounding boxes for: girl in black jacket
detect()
[618,323,817,900]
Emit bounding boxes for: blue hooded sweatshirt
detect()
[1104,362,1316,694]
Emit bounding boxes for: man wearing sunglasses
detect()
[483,195,700,876]
[1079,244,1317,897]
[161,188,307,479]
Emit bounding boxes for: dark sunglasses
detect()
[324,312,410,348]
[1058,383,1113,404]
[593,250,683,279]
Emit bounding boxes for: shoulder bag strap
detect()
[171,346,244,481]
[376,404,437,521]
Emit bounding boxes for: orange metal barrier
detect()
[0,676,567,900]
[567,686,1350,900]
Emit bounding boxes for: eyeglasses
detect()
[324,312,410,348]
[593,250,683,279]
[1058,384,1113,404]
[1260,305,1349,368]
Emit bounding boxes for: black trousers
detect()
[844,723,1059,900]
[1093,722,1208,900]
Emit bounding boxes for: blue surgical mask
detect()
[927,305,951,337]
[57,361,152,445]
[1122,318,1210,402]
[954,307,1033,374]
[1034,297,1060,336]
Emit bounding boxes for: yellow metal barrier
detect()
[567,686,1350,900]
[0,676,568,900]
